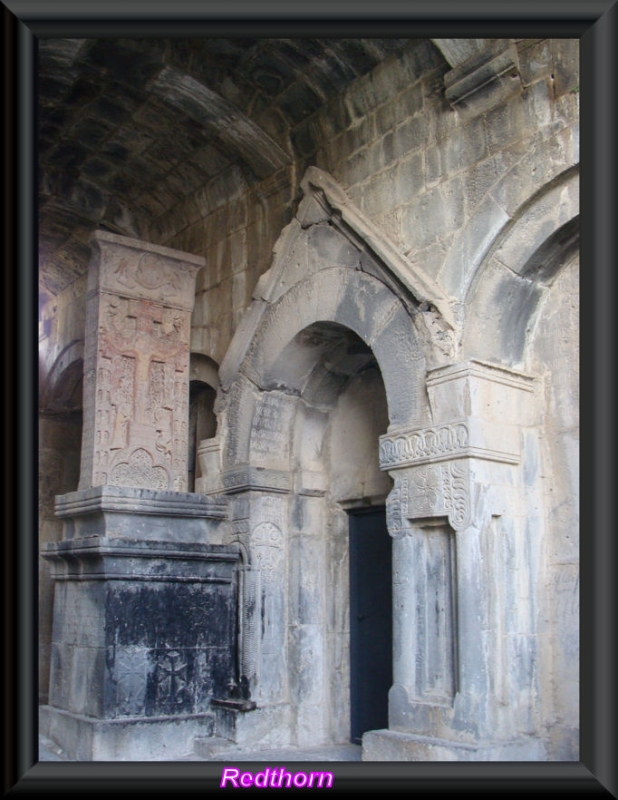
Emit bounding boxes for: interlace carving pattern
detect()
[380,422,469,469]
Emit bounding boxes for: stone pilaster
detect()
[80,231,204,493]
[366,360,545,761]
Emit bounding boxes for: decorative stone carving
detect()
[251,392,295,461]
[382,361,536,535]
[251,522,284,575]
[386,476,410,538]
[381,422,470,469]
[380,417,521,471]
[386,461,473,533]
[155,649,188,713]
[79,232,203,492]
[109,447,169,490]
[112,647,149,717]
[94,232,201,310]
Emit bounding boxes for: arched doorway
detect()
[222,319,396,748]
[214,167,444,752]
[188,353,220,492]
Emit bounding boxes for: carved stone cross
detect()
[79,232,204,492]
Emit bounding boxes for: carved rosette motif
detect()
[386,461,473,535]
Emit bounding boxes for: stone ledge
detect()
[40,705,215,761]
[55,486,227,520]
[54,486,228,545]
[42,536,240,582]
[222,467,292,494]
[362,729,546,762]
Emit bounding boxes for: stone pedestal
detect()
[41,489,240,760]
[42,234,244,760]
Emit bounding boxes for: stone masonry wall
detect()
[149,39,579,370]
[37,38,579,760]
[39,39,579,379]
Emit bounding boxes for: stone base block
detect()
[40,705,215,761]
[362,729,547,761]
[214,703,293,750]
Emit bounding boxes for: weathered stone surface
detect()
[41,536,240,759]
[39,38,580,765]
[79,232,202,492]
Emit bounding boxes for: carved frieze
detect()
[380,417,520,470]
[91,231,203,311]
[380,422,470,469]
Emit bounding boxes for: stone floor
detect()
[38,734,362,763]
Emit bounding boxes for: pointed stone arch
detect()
[218,166,457,472]
[462,168,579,366]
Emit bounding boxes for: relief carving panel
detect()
[380,422,469,469]
[387,460,473,534]
[80,234,201,492]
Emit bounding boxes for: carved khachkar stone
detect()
[79,232,204,492]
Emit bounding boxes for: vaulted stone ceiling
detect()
[40,37,444,308]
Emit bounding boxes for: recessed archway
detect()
[241,319,393,747]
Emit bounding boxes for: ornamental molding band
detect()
[221,466,292,494]
[387,461,474,534]
[379,417,520,470]
[42,537,240,582]
[54,486,227,521]
[79,232,203,493]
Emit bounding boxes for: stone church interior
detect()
[38,37,579,761]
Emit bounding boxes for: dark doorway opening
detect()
[348,506,392,744]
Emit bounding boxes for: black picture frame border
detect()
[3,0,616,795]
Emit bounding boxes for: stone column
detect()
[80,230,202,493]
[364,360,546,761]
